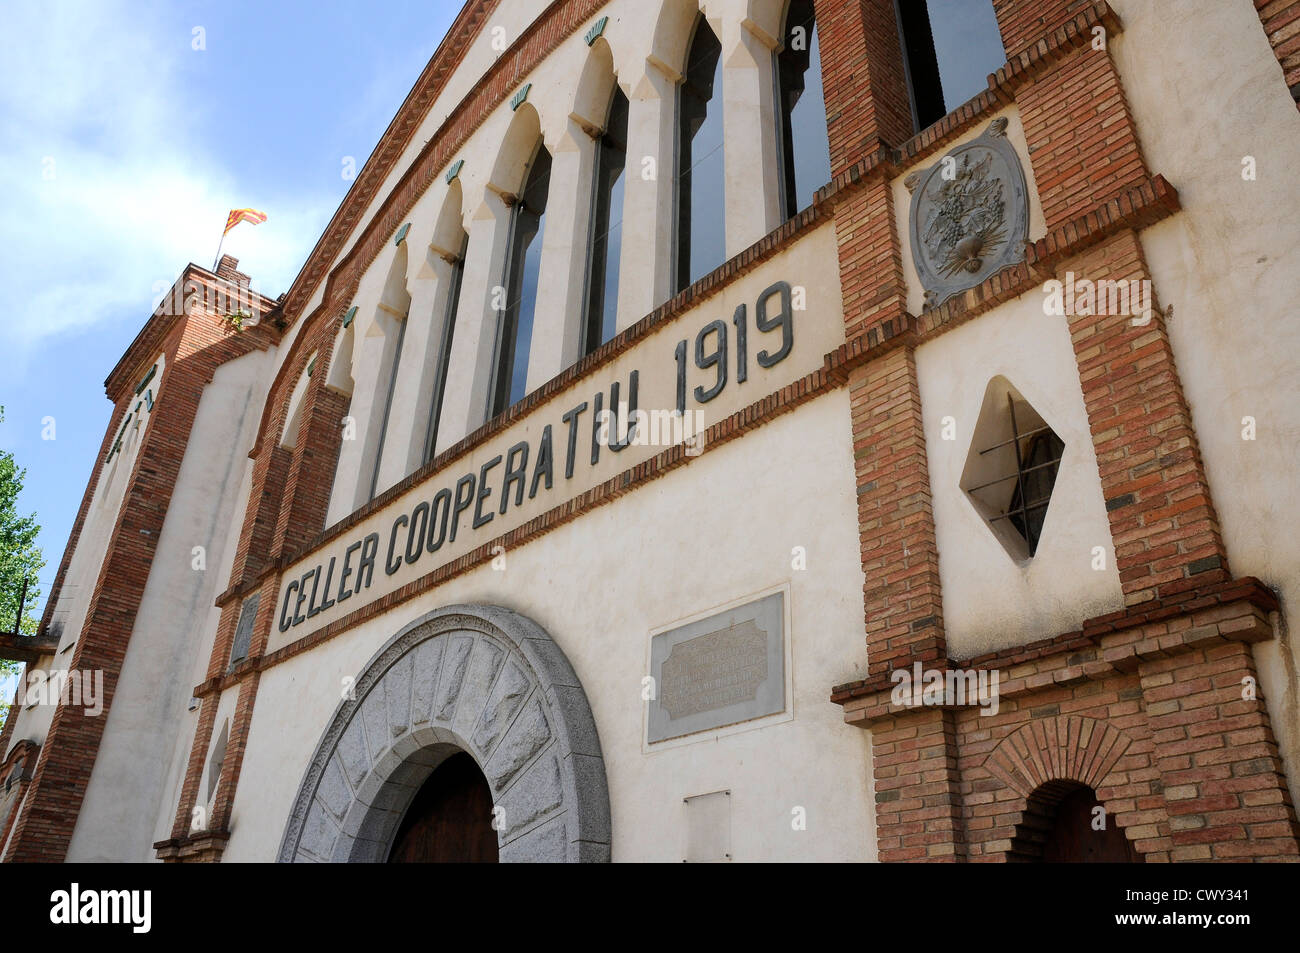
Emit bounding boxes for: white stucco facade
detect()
[7,0,1300,865]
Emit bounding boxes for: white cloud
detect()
[0,0,329,374]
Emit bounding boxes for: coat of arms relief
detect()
[905,117,1030,310]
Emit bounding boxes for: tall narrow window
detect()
[777,0,831,218]
[676,17,725,292]
[583,88,629,355]
[424,233,468,462]
[897,0,1005,130]
[368,306,408,500]
[491,144,552,418]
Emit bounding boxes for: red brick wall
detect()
[872,709,966,861]
[1063,230,1230,606]
[820,0,1299,863]
[832,177,908,343]
[814,0,912,171]
[841,583,1300,861]
[5,290,278,861]
[1016,44,1149,229]
[992,0,1094,59]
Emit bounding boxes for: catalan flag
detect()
[224,207,267,235]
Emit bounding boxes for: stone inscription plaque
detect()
[648,592,784,743]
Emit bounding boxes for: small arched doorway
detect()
[387,752,497,863]
[1012,780,1143,862]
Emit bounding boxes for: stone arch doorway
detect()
[1010,780,1143,863]
[278,605,611,863]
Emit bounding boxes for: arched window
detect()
[280,357,316,450]
[777,0,831,218]
[676,16,725,292]
[424,230,468,462]
[582,88,629,355]
[365,249,411,501]
[898,0,1005,130]
[491,142,552,418]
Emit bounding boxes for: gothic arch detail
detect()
[983,715,1133,797]
[278,604,611,862]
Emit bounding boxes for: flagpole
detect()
[212,226,227,272]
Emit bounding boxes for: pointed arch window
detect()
[777,0,831,218]
[424,233,468,462]
[582,88,629,355]
[676,17,725,292]
[368,311,407,501]
[491,143,552,418]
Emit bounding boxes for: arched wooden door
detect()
[1013,780,1142,862]
[387,752,499,863]
[1041,785,1142,863]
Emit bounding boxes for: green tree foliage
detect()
[0,406,46,721]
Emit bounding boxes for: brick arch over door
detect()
[278,604,611,862]
[983,715,1133,797]
[981,714,1150,860]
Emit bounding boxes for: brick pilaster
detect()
[1140,640,1300,860]
[871,709,966,861]
[211,674,261,834]
[850,344,960,861]
[168,693,220,841]
[832,179,909,342]
[1015,39,1150,229]
[851,348,946,677]
[272,338,350,563]
[164,304,350,857]
[992,0,1095,59]
[813,0,912,173]
[815,0,955,861]
[1063,229,1230,605]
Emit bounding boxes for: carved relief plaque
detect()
[906,118,1030,309]
[648,592,785,743]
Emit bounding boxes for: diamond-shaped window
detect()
[959,377,1065,561]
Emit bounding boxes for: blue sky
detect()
[0,0,461,621]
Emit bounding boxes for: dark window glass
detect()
[583,88,629,355]
[676,18,725,292]
[424,233,468,462]
[777,0,831,218]
[1008,429,1064,557]
[898,0,1004,130]
[492,144,552,417]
